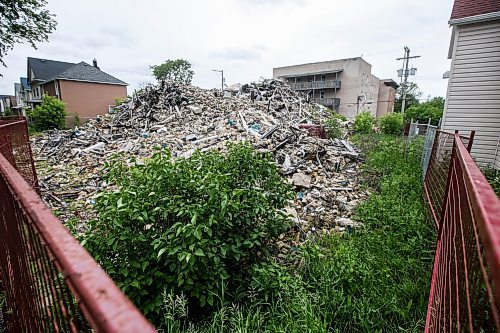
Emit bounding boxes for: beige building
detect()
[273,57,397,119]
[442,0,500,167]
[25,57,127,124]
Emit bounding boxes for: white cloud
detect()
[0,0,454,99]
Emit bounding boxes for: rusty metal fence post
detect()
[0,118,156,332]
[424,132,500,332]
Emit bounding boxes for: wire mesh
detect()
[0,117,39,193]
[0,119,156,332]
[424,133,500,332]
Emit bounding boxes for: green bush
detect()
[3,107,13,116]
[82,142,293,323]
[405,97,444,125]
[27,94,67,131]
[483,167,500,197]
[325,112,347,139]
[380,113,403,135]
[354,111,375,134]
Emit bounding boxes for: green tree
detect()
[28,94,67,131]
[405,97,445,125]
[0,0,57,72]
[150,59,194,84]
[394,82,421,113]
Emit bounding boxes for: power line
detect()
[396,46,421,115]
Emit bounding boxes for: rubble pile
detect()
[32,79,365,239]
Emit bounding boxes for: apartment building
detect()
[273,57,397,119]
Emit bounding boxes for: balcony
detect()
[289,80,341,91]
[312,97,340,108]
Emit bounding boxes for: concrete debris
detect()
[292,172,311,188]
[32,79,367,239]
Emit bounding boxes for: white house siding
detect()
[442,19,500,167]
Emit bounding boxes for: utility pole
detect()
[212,69,225,93]
[396,46,420,115]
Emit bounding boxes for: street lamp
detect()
[212,69,225,92]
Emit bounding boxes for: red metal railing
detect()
[424,132,500,332]
[0,116,39,193]
[0,118,156,332]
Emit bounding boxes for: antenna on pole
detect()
[212,69,225,93]
[396,46,421,115]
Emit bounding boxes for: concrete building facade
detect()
[273,57,397,119]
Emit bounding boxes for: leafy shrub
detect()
[325,112,347,139]
[114,96,128,106]
[82,142,293,323]
[3,107,13,116]
[405,97,444,125]
[354,111,375,134]
[379,112,403,135]
[27,94,66,131]
[483,167,500,197]
[73,114,81,127]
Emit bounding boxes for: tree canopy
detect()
[394,82,421,113]
[0,0,57,71]
[405,97,444,125]
[150,59,194,84]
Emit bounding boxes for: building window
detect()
[320,91,325,99]
[33,86,42,99]
[321,75,326,81]
[296,77,301,82]
[308,77,313,82]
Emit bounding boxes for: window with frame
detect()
[33,86,42,99]
[321,75,326,81]
[320,91,325,99]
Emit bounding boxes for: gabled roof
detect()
[20,77,31,91]
[45,62,127,85]
[28,57,75,82]
[450,0,500,20]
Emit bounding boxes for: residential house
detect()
[273,57,398,119]
[0,95,15,114]
[12,77,31,115]
[442,0,500,167]
[26,57,128,124]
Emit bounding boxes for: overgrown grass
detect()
[159,134,435,332]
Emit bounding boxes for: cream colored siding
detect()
[443,19,500,167]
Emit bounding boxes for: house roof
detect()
[20,77,31,91]
[46,62,127,85]
[450,0,500,20]
[28,57,75,82]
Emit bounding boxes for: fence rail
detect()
[424,131,500,332]
[0,118,155,332]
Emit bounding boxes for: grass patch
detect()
[156,134,435,332]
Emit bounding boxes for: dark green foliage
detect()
[394,82,421,113]
[151,59,194,84]
[354,111,375,134]
[483,167,500,197]
[155,135,435,332]
[27,94,67,131]
[82,142,293,324]
[380,112,403,135]
[3,107,12,116]
[0,0,57,71]
[325,112,347,139]
[405,97,444,125]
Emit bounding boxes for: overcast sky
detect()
[1,0,455,99]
